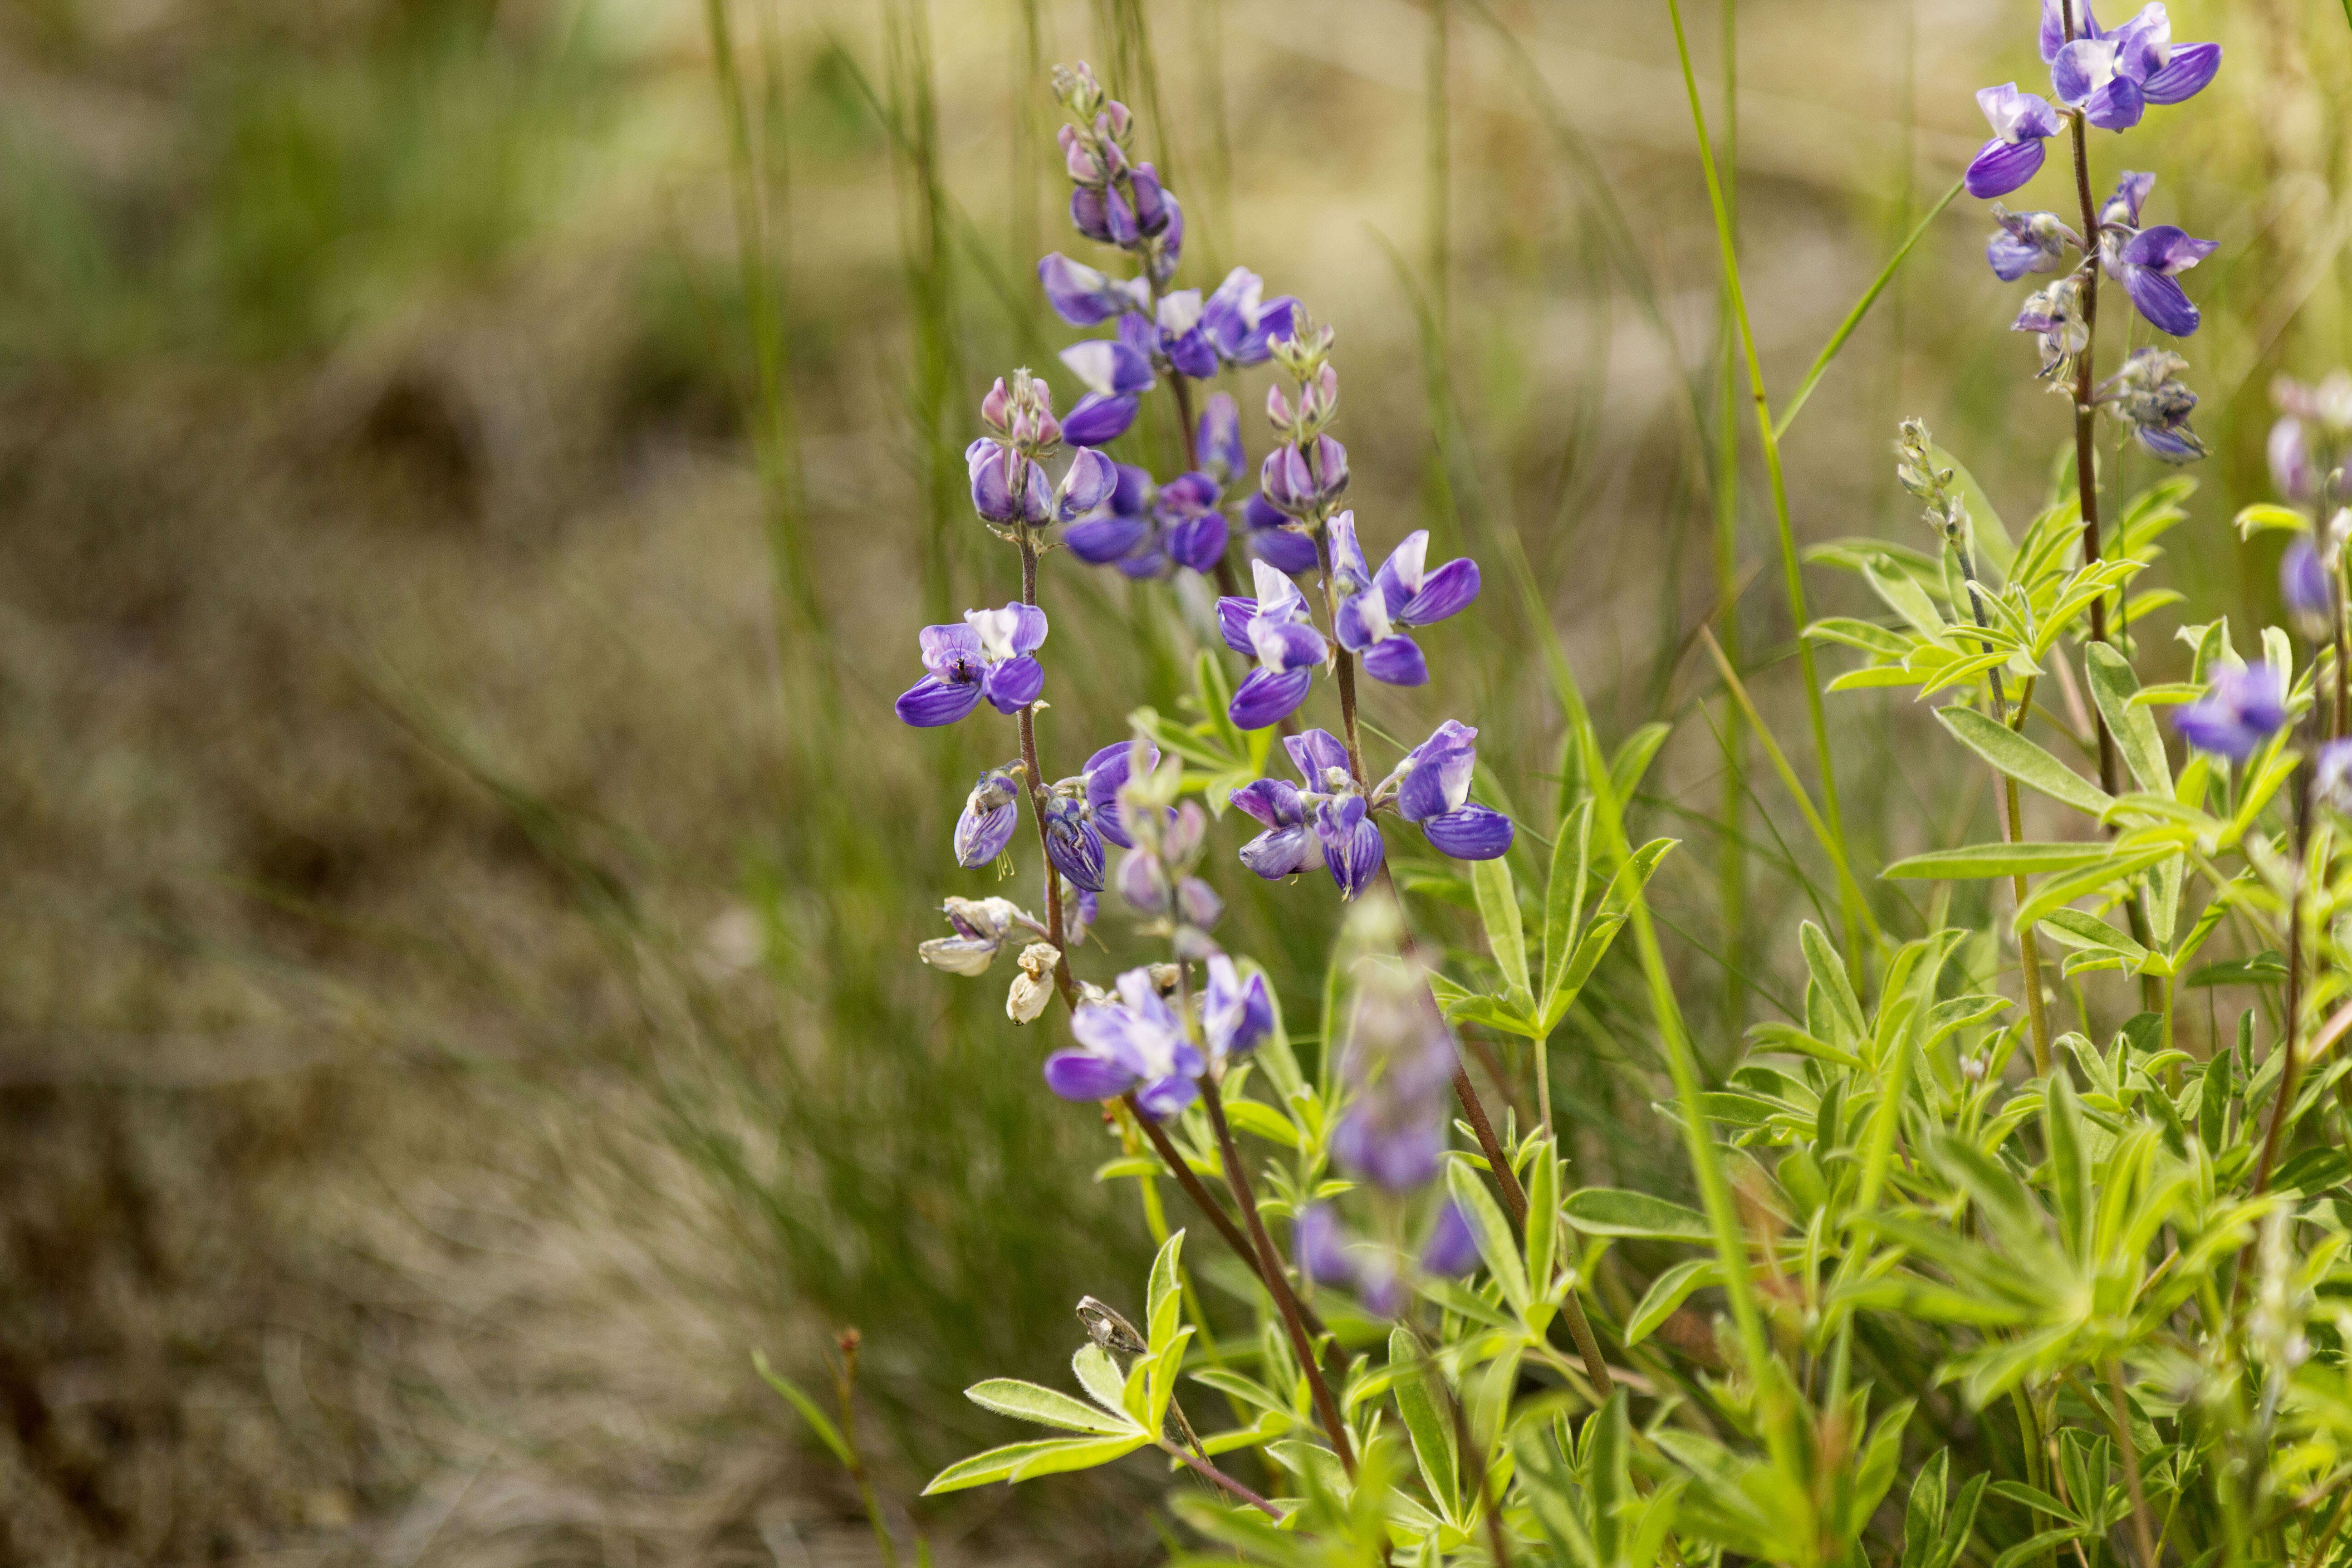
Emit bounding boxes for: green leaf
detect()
[1445,1159,1530,1312]
[1471,855,1532,1008]
[1072,1344,1128,1416]
[1883,842,2115,880]
[1937,444,2015,576]
[1901,1449,1951,1568]
[1936,706,2114,818]
[1625,1258,1719,1346]
[923,1433,1149,1494]
[2085,643,2172,797]
[1561,1188,1710,1241]
[1866,558,1951,640]
[1147,1231,1186,1352]
[1541,801,1595,1007]
[1223,1098,1303,1149]
[2037,908,2151,972]
[2235,502,2312,538]
[1524,1138,1560,1297]
[1387,1326,1459,1521]
[2044,1072,2091,1261]
[1543,838,1676,1030]
[1800,921,1866,1050]
[753,1352,854,1467]
[1609,721,1673,806]
[965,1378,1143,1436]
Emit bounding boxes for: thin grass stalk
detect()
[1772,180,1964,441]
[1012,0,1045,266]
[1661,0,1862,968]
[703,0,819,649]
[1714,0,1747,1032]
[882,0,963,622]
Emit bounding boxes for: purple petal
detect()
[1421,804,1515,861]
[1045,1050,1136,1102]
[1166,512,1230,575]
[1230,777,1305,831]
[1326,511,1371,586]
[1333,593,1380,654]
[2041,0,2101,63]
[1230,666,1314,731]
[1215,595,1259,656]
[1395,720,1478,821]
[1419,1200,1480,1277]
[2283,539,2330,620]
[1245,496,1319,573]
[894,675,982,728]
[2082,76,2145,130]
[2049,40,2106,105]
[1989,231,2051,282]
[1319,801,1386,901]
[1330,1107,1443,1191]
[1251,617,1328,673]
[1128,164,1170,235]
[916,622,983,679]
[1294,1205,1354,1287]
[955,802,1020,868]
[1400,558,1480,626]
[1060,340,1155,398]
[1038,252,1122,325]
[1373,531,1429,612]
[1166,328,1216,380]
[1131,1074,1199,1122]
[1360,636,1431,687]
[1239,824,1318,880]
[1965,137,2048,200]
[2121,224,2219,275]
[1045,814,1105,892]
[2140,40,2219,103]
[983,656,1045,713]
[1061,389,1137,448]
[1002,603,1049,655]
[1236,297,1298,366]
[969,446,1018,521]
[1070,187,1111,244]
[2122,265,2200,337]
[1057,449,1117,518]
[1286,729,1353,786]
[1197,392,1244,485]
[1065,514,1150,564]
[1104,185,1138,246]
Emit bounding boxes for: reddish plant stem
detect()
[1017,531,1078,1008]
[1165,1440,1284,1518]
[1201,1076,1358,1476]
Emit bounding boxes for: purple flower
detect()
[2271,417,2318,503]
[1232,731,1388,899]
[1044,794,1106,892]
[1419,1200,1479,1277]
[1082,739,1159,849]
[1038,253,1147,326]
[918,896,1047,975]
[1200,953,1272,1061]
[1317,794,1387,900]
[954,764,1026,867]
[1965,83,2061,199]
[1155,290,1217,380]
[1294,1204,1352,1288]
[2106,224,2218,337]
[1061,337,1154,398]
[1117,848,1223,928]
[1063,392,1138,448]
[1986,205,2081,280]
[2014,275,2090,381]
[1063,877,1098,949]
[2283,539,2331,627]
[1065,466,1230,579]
[2173,663,2288,762]
[2101,170,2156,230]
[1198,392,1245,489]
[1045,967,1204,1119]
[2039,0,2100,64]
[1330,965,1455,1191]
[2050,3,2220,131]
[1063,462,1152,564]
[1128,163,1174,236]
[1199,267,1301,369]
[1238,492,1319,575]
[1377,720,1516,861]
[969,441,1117,526]
[894,604,1050,726]
[1259,435,1350,518]
[1328,516,1481,688]
[1217,560,1330,730]
[2098,347,2205,463]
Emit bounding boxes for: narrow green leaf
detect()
[1472,855,1532,1007]
[2235,502,2311,538]
[1445,1158,1530,1312]
[1608,721,1673,806]
[1542,838,1676,1029]
[1524,1138,1559,1295]
[2036,908,2150,970]
[1800,921,1866,1049]
[1541,800,1595,1007]
[966,1378,1142,1436]
[1147,1230,1186,1352]
[754,1352,854,1466]
[2043,1073,2091,1261]
[2084,643,2172,797]
[1936,706,2114,817]
[1883,842,2113,880]
[1222,1098,1303,1149]
[1387,1326,1460,1521]
[924,1434,1146,1494]
[1073,1344,1128,1417]
[1624,1258,1719,1346]
[1561,1187,1710,1241]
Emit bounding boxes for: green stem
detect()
[1714,0,1746,1034]
[1661,0,1859,970]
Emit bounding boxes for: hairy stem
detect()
[1161,1438,1285,1518]
[1201,1076,1358,1475]
[1017,532,1077,1008]
[2250,764,2311,1205]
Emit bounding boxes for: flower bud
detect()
[1007,943,1062,1023]
[2283,537,2332,637]
[1098,99,1132,141]
[1265,382,1295,435]
[1176,875,1223,931]
[980,377,1013,435]
[2271,417,2317,503]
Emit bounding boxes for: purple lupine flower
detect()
[1232,730,1353,881]
[1199,267,1301,369]
[1058,337,1155,451]
[969,440,1117,526]
[1377,720,1517,861]
[1062,877,1098,948]
[1200,954,1272,1061]
[1316,794,1387,900]
[2283,539,2331,627]
[1965,83,2061,199]
[1063,392,1139,448]
[2098,347,2205,463]
[1217,560,1330,730]
[1419,1200,1479,1277]
[1155,290,1217,379]
[1063,462,1152,564]
[2105,224,2219,337]
[1065,466,1229,579]
[2173,663,2289,762]
[1118,847,1224,927]
[1294,1204,1352,1288]
[1329,959,1456,1191]
[1043,794,1106,892]
[1045,966,1204,1119]
[1239,492,1320,574]
[2014,275,2090,381]
[2049,3,2219,131]
[1198,392,1245,489]
[1038,253,1147,326]
[1986,206,2081,280]
[1152,473,1230,575]
[1082,739,1159,849]
[1259,434,1350,518]
[1328,516,1482,688]
[2270,416,2318,504]
[919,896,1048,975]
[954,763,1026,867]
[2100,169,2156,229]
[894,604,1051,725]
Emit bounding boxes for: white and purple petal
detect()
[1056,449,1118,520]
[2139,40,2218,103]
[1399,558,1480,626]
[1964,137,2048,201]
[1230,777,1306,830]
[1317,795,1386,901]
[1044,1049,1136,1102]
[1286,729,1353,787]
[1038,253,1125,326]
[1059,338,1155,398]
[1215,594,1259,656]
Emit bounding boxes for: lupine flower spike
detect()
[895,605,1051,726]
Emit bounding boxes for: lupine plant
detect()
[761,12,2352,1567]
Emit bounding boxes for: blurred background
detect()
[1,0,2343,1563]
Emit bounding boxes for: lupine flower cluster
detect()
[1966,2,2220,461]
